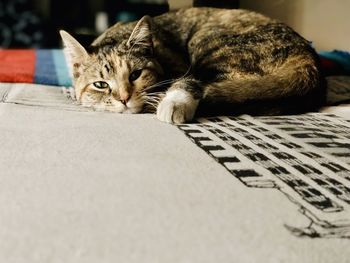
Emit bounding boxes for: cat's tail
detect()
[203,55,326,110]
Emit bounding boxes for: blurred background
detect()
[0,0,239,48]
[0,0,167,48]
[0,0,349,51]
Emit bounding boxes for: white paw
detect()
[156,89,199,124]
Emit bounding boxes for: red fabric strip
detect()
[0,49,36,83]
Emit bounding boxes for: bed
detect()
[0,49,349,262]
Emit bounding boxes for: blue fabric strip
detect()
[52,49,72,87]
[319,50,350,73]
[34,49,58,85]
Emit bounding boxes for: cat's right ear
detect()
[60,30,88,64]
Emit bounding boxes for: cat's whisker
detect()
[151,78,178,86]
[144,102,158,110]
[142,65,192,93]
[145,92,163,98]
[140,91,163,99]
[145,95,161,102]
[144,92,163,98]
[144,99,156,104]
[145,99,161,105]
[142,80,176,92]
[145,93,161,98]
[144,96,161,103]
[148,73,191,88]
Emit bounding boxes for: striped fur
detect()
[60,7,326,123]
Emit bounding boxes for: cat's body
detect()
[60,7,326,123]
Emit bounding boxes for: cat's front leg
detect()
[156,79,202,124]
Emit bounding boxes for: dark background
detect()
[0,0,239,48]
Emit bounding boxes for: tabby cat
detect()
[60,7,326,123]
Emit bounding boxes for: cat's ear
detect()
[127,16,153,50]
[60,30,88,64]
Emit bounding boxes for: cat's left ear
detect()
[127,16,153,51]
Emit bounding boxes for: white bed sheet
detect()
[0,82,349,262]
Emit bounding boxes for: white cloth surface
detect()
[321,103,350,119]
[0,83,349,263]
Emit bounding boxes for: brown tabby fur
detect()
[60,7,326,123]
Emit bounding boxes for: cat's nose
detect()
[120,92,130,105]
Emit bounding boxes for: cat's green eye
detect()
[93,81,109,89]
[129,69,142,82]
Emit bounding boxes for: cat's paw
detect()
[156,89,199,124]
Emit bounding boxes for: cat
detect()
[60,7,326,123]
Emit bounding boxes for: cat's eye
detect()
[129,70,142,82]
[93,81,109,89]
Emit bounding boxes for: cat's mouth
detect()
[120,101,143,114]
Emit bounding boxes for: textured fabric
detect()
[0,83,349,262]
[0,49,36,83]
[178,114,350,238]
[0,49,71,86]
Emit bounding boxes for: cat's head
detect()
[60,16,163,113]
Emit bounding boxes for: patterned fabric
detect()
[178,113,350,238]
[0,49,72,86]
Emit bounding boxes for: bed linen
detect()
[0,52,350,262]
[0,49,71,86]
